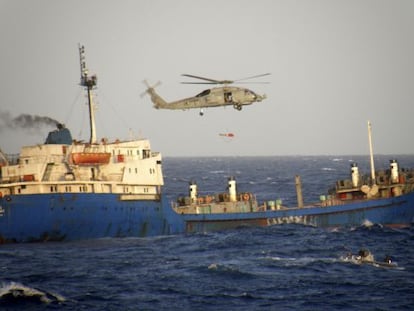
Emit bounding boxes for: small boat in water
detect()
[341,249,398,268]
[0,47,413,242]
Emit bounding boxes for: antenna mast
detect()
[79,44,97,144]
[367,120,376,185]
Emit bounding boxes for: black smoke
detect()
[0,110,60,131]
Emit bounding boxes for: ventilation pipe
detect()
[189,181,197,203]
[295,175,304,208]
[228,177,237,202]
[351,163,360,188]
[390,160,399,184]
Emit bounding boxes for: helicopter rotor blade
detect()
[181,74,233,84]
[232,81,270,84]
[180,82,218,85]
[181,81,269,85]
[234,73,271,82]
[182,73,271,85]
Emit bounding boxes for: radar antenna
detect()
[78,44,97,144]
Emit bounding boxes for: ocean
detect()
[1,156,414,310]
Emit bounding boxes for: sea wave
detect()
[0,281,66,305]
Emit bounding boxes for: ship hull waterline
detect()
[1,191,413,242]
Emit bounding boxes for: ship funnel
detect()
[189,181,197,203]
[351,163,360,188]
[390,160,399,184]
[228,177,237,202]
[45,123,73,145]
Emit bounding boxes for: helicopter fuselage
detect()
[147,86,265,111]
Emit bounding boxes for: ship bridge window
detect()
[143,150,151,159]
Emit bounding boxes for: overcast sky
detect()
[1,0,413,156]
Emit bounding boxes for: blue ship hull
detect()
[0,193,184,242]
[1,191,413,242]
[184,191,414,233]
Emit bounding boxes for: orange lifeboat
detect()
[71,152,111,165]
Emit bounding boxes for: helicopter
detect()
[141,73,269,116]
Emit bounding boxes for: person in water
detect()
[356,249,374,262]
[383,255,393,264]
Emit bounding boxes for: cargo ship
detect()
[0,47,413,242]
[174,122,414,231]
[0,45,185,242]
[175,157,414,232]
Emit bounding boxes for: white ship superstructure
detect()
[0,136,163,199]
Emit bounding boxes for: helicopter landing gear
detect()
[199,109,204,116]
[233,103,242,111]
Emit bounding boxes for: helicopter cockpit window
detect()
[245,90,257,97]
[196,89,211,97]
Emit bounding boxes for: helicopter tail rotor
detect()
[140,80,169,109]
[140,80,161,98]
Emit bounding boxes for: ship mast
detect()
[367,120,376,185]
[79,44,97,144]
